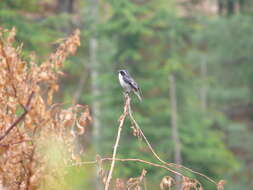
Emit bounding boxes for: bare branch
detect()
[127,94,217,185]
[104,94,130,190]
[0,91,34,142]
[72,157,183,177]
[103,158,183,177]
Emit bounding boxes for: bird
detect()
[118,69,142,101]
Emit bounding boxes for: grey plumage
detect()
[118,69,142,101]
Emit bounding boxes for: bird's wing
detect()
[123,74,139,92]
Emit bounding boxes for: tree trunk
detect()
[56,0,74,33]
[218,0,225,15]
[72,67,88,105]
[89,0,102,189]
[169,75,182,189]
[57,0,74,13]
[227,0,235,15]
[90,38,100,153]
[90,28,102,190]
[239,0,246,13]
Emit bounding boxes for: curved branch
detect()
[102,158,183,177]
[127,97,217,185]
[71,157,183,177]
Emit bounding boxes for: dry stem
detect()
[100,92,218,190]
[128,97,217,185]
[0,91,34,142]
[72,157,183,177]
[104,94,130,190]
[104,158,183,177]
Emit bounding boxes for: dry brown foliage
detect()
[216,180,226,190]
[126,169,147,190]
[0,28,90,190]
[160,176,175,190]
[114,178,126,190]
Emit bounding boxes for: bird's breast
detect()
[118,74,126,86]
[118,74,131,91]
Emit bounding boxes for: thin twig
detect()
[104,94,130,190]
[102,158,183,177]
[0,139,32,147]
[166,162,217,184]
[0,91,34,142]
[128,99,217,185]
[128,102,166,165]
[71,160,97,166]
[71,157,183,177]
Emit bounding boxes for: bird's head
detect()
[118,70,128,76]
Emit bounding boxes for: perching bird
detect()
[118,69,142,101]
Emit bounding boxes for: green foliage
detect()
[0,0,39,12]
[0,10,56,57]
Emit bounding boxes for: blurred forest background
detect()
[1,0,253,189]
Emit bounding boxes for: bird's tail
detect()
[134,89,142,102]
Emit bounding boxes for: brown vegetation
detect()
[0,28,90,190]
